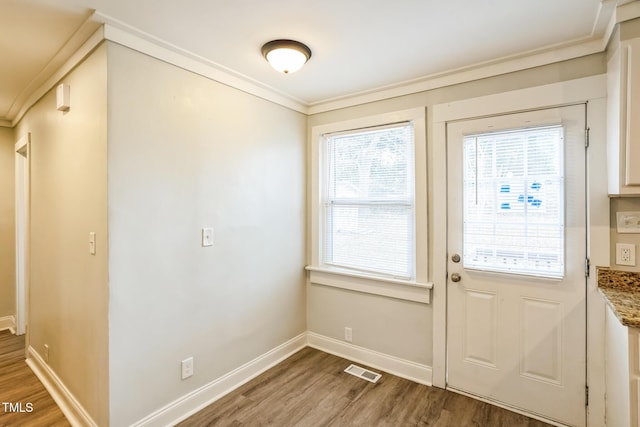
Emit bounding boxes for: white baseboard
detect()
[131,332,308,427]
[307,332,433,386]
[132,332,432,426]
[26,346,97,427]
[0,315,16,334]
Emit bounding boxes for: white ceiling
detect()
[0,0,616,122]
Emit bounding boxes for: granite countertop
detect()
[597,267,640,328]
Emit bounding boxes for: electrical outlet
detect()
[344,327,353,343]
[181,357,194,380]
[43,344,49,363]
[616,243,636,266]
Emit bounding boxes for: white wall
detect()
[14,43,110,426]
[105,42,307,426]
[307,53,606,369]
[0,126,15,320]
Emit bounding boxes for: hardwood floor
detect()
[0,330,69,427]
[0,332,557,426]
[178,347,553,427]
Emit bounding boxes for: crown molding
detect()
[307,1,617,114]
[308,36,606,114]
[599,0,622,48]
[5,11,310,127]
[5,4,623,124]
[9,12,102,126]
[95,4,618,116]
[97,12,309,115]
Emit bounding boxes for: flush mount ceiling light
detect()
[261,39,312,74]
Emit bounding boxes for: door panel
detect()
[520,297,562,384]
[447,105,586,426]
[464,289,498,367]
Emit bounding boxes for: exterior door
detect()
[446,105,586,426]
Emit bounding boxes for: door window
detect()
[462,126,564,278]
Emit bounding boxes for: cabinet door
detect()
[630,328,640,427]
[625,39,640,186]
[606,306,631,426]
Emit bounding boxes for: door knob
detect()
[450,273,461,282]
[451,253,461,263]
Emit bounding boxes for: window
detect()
[308,108,429,302]
[462,125,565,278]
[323,123,415,278]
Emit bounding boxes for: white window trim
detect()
[308,107,430,304]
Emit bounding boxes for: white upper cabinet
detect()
[628,39,640,187]
[608,33,640,195]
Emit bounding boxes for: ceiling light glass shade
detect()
[262,40,311,74]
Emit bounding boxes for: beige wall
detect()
[15,43,109,426]
[105,42,307,426]
[307,53,607,367]
[621,17,640,41]
[0,126,15,319]
[610,198,640,271]
[1,39,608,425]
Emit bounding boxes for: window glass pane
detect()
[328,125,413,200]
[325,204,412,277]
[324,123,415,278]
[463,126,564,278]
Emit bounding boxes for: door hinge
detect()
[585,127,590,148]
[585,258,591,278]
[585,384,589,407]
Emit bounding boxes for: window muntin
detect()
[323,123,415,279]
[463,125,565,278]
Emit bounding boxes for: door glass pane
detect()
[463,126,564,278]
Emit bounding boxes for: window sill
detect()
[305,266,433,304]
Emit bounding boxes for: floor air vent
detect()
[344,364,382,383]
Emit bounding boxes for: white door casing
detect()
[15,133,30,337]
[446,106,586,426]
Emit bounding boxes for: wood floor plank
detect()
[0,330,70,427]
[178,347,555,427]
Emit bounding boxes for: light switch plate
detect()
[201,228,213,247]
[89,232,96,255]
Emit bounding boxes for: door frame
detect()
[15,132,30,340]
[431,75,608,426]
